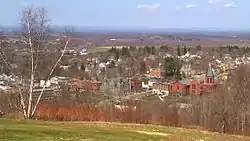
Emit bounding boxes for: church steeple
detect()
[206,63,214,77]
[206,63,215,84]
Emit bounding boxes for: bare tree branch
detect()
[0,33,28,118]
[0,7,69,119]
[31,37,70,116]
[20,6,49,118]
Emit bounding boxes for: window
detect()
[177,85,179,90]
[192,84,196,89]
[210,78,213,83]
[206,78,210,83]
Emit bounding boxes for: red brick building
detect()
[130,78,142,92]
[149,69,164,78]
[74,79,102,91]
[169,65,217,96]
[169,80,187,94]
[189,79,203,95]
[152,82,169,91]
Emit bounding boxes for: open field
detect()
[88,42,250,54]
[0,120,249,141]
[87,46,123,53]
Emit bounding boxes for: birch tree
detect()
[0,6,70,119]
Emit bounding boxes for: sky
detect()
[0,0,249,29]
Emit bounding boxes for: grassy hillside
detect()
[0,119,249,141]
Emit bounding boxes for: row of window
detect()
[206,77,214,84]
[170,85,197,94]
[158,79,214,92]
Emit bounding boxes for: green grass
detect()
[0,119,249,141]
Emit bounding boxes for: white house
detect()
[79,49,88,55]
[60,65,71,70]
[0,85,11,91]
[142,82,150,89]
[39,80,51,88]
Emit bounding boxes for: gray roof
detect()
[180,79,191,85]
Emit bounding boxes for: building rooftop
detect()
[180,79,191,85]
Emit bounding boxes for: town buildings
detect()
[74,79,102,91]
[147,64,218,96]
[129,77,142,92]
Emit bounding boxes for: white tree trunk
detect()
[19,90,28,118]
[31,38,69,117]
[26,20,35,118]
[241,113,245,134]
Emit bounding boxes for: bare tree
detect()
[0,6,70,119]
[190,65,250,134]
[226,65,250,134]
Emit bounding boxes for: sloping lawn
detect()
[0,119,249,141]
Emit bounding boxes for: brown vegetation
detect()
[34,103,181,126]
[1,65,250,136]
[29,65,250,136]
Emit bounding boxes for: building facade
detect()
[74,79,102,91]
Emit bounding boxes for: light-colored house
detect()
[142,81,150,89]
[152,82,169,95]
[79,49,88,55]
[39,80,51,88]
[60,65,71,70]
[0,85,11,91]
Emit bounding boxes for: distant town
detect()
[1,6,250,140]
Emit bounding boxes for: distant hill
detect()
[1,25,250,37]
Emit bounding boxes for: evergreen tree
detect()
[196,45,202,51]
[109,47,116,53]
[73,62,78,70]
[129,45,137,52]
[114,49,120,60]
[139,61,147,73]
[121,47,130,57]
[144,45,151,54]
[164,57,181,79]
[108,60,116,68]
[160,45,168,52]
[183,45,187,55]
[80,63,85,71]
[182,71,186,78]
[138,47,143,53]
[151,46,156,55]
[177,45,181,56]
[212,48,215,52]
